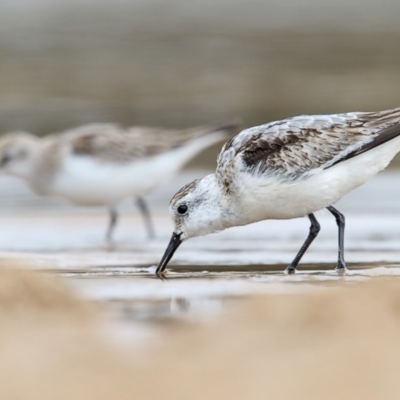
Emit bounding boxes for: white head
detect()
[0,132,41,179]
[171,174,234,239]
[156,174,236,275]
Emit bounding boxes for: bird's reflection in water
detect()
[169,296,225,318]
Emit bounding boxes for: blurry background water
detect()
[1,0,400,166]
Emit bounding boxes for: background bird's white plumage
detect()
[0,122,238,207]
[52,129,231,205]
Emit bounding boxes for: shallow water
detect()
[58,262,400,326]
[2,171,400,327]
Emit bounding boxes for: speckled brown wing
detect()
[68,122,239,164]
[70,130,146,163]
[217,108,400,184]
[67,125,204,163]
[127,121,239,148]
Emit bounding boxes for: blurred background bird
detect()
[0,122,239,243]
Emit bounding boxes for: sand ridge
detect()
[0,266,399,399]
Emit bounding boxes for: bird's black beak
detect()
[156,232,183,276]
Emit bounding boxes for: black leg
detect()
[326,206,347,271]
[135,197,155,239]
[285,214,321,274]
[106,206,118,243]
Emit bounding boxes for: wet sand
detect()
[0,267,400,399]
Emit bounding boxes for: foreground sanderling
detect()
[0,122,238,242]
[156,107,400,276]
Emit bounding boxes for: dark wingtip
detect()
[208,119,243,136]
[329,121,400,168]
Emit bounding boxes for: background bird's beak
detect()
[0,154,11,167]
[156,232,183,275]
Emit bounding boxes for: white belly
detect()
[43,131,225,206]
[239,136,400,221]
[51,149,189,205]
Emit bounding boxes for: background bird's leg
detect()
[326,206,347,272]
[106,205,118,244]
[135,197,155,239]
[285,214,320,274]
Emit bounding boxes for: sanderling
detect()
[156,107,400,276]
[0,122,238,242]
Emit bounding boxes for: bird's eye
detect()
[177,204,188,215]
[0,153,12,166]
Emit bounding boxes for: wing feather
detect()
[217,108,400,184]
[64,122,238,164]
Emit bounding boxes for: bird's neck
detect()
[210,177,245,231]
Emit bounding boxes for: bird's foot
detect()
[284,265,297,275]
[155,270,167,281]
[105,239,117,252]
[335,261,348,275]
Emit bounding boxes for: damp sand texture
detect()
[0,267,399,400]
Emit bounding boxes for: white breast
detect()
[236,135,400,221]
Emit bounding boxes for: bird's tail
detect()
[172,120,241,145]
[363,107,400,127]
